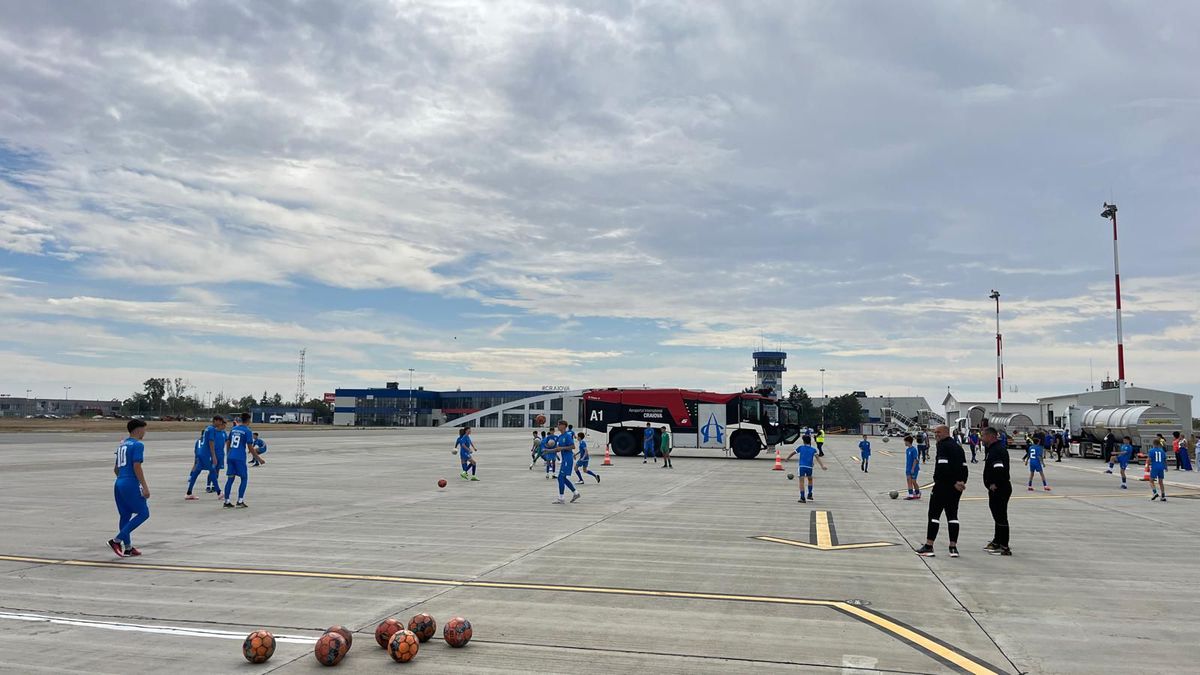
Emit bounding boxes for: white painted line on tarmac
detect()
[0,610,316,644]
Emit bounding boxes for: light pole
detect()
[25,389,32,417]
[1101,202,1127,405]
[819,368,826,429]
[407,368,416,427]
[989,290,1002,412]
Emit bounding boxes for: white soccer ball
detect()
[545,439,557,450]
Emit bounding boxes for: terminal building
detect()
[0,395,122,418]
[812,392,933,425]
[332,383,545,427]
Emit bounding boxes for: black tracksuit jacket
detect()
[982,440,1010,487]
[932,436,969,487]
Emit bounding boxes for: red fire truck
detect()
[580,388,802,459]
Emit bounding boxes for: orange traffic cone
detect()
[602,443,613,466]
[1141,457,1150,481]
[772,447,784,471]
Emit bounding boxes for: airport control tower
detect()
[752,351,787,398]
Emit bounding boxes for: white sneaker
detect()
[552,497,565,504]
[570,492,581,503]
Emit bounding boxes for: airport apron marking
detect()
[0,553,1006,674]
[0,610,316,644]
[753,511,897,551]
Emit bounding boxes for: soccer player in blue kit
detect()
[223,413,264,508]
[1114,436,1133,489]
[108,419,151,557]
[574,432,600,483]
[1023,434,1050,491]
[200,415,227,497]
[551,421,580,503]
[858,435,871,473]
[643,422,657,463]
[250,432,267,467]
[541,431,557,479]
[185,434,216,500]
[455,427,479,481]
[1149,439,1168,502]
[785,435,827,503]
[904,435,922,500]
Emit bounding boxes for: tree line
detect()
[785,385,865,431]
[119,378,331,420]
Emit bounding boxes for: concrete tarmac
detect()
[0,429,1196,674]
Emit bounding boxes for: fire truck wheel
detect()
[609,430,640,456]
[731,432,762,459]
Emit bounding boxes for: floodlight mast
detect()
[1101,202,1126,405]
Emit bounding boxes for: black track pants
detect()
[926,485,963,543]
[988,483,1011,547]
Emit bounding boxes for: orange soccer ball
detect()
[314,631,348,666]
[242,630,276,663]
[408,613,436,642]
[387,629,420,663]
[443,616,473,648]
[535,414,547,427]
[375,617,403,648]
[438,479,448,488]
[326,625,353,650]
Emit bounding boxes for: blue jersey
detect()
[115,438,144,481]
[556,431,576,453]
[253,438,267,453]
[455,435,473,459]
[227,424,253,461]
[1149,447,1167,470]
[1118,443,1133,462]
[577,440,589,461]
[795,444,818,469]
[643,428,654,444]
[858,440,871,456]
[905,445,919,471]
[1027,445,1043,464]
[194,438,205,458]
[203,425,226,458]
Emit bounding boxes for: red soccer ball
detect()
[326,625,353,650]
[387,629,420,663]
[408,613,436,642]
[375,617,403,648]
[242,630,276,663]
[438,479,448,488]
[443,616,472,648]
[314,631,348,666]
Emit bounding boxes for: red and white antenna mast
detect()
[1101,202,1126,404]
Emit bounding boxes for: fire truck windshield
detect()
[740,398,762,423]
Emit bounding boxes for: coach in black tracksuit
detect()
[982,426,1012,555]
[916,425,968,557]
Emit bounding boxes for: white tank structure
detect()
[984,412,1035,448]
[1080,405,1182,452]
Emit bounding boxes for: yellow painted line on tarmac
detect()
[961,490,1200,502]
[0,553,1008,674]
[815,510,833,548]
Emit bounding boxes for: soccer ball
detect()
[375,618,403,648]
[387,629,421,663]
[437,479,447,488]
[408,613,437,642]
[443,616,473,648]
[786,473,794,480]
[882,437,890,443]
[314,631,348,666]
[545,438,558,450]
[889,491,899,499]
[326,625,353,650]
[242,630,275,663]
[535,414,547,426]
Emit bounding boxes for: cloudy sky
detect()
[1,0,1197,412]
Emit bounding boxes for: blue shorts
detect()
[1029,461,1043,473]
[215,451,225,470]
[1150,467,1165,480]
[114,480,147,514]
[1117,457,1129,470]
[907,469,920,479]
[193,451,213,471]
[227,457,247,479]
[559,459,574,475]
[578,459,589,468]
[797,467,813,478]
